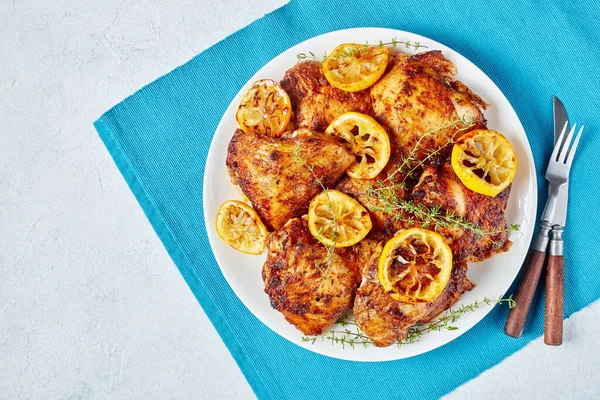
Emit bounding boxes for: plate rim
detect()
[203,27,537,362]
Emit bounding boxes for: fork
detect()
[543,122,583,344]
[505,121,584,344]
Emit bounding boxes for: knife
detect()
[504,97,568,338]
[545,97,569,345]
[553,97,569,143]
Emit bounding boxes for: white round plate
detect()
[203,28,537,361]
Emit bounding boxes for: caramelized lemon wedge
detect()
[451,129,518,197]
[236,79,292,137]
[378,228,452,303]
[325,112,391,179]
[307,190,372,248]
[215,200,268,255]
[322,43,389,92]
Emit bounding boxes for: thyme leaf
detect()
[296,37,428,62]
[302,296,515,348]
[293,144,338,288]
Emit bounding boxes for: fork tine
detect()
[559,123,577,163]
[552,120,569,162]
[565,125,584,166]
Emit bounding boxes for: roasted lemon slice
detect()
[451,129,518,197]
[322,43,389,92]
[215,200,268,255]
[325,112,391,179]
[236,79,292,137]
[379,228,452,303]
[307,190,372,248]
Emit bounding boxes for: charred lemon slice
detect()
[378,228,452,303]
[236,79,292,137]
[307,190,372,248]
[322,43,389,92]
[325,112,391,179]
[451,129,518,197]
[215,200,268,255]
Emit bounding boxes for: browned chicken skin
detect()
[351,161,509,346]
[412,161,511,263]
[337,51,491,242]
[263,218,377,335]
[226,129,353,231]
[226,50,512,344]
[354,243,474,347]
[371,51,487,159]
[281,61,372,131]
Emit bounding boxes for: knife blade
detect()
[547,97,569,227]
[553,96,569,145]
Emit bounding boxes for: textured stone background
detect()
[1,1,598,399]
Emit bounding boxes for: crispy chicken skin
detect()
[337,51,490,240]
[354,243,474,347]
[226,129,354,231]
[412,161,511,263]
[349,160,509,347]
[281,61,372,131]
[370,51,487,160]
[339,159,511,262]
[241,51,511,343]
[263,218,377,335]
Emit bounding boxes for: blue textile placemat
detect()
[94,1,600,398]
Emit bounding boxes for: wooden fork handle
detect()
[505,249,547,338]
[545,227,564,345]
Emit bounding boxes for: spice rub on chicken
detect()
[226,129,353,231]
[411,161,511,263]
[220,45,517,346]
[263,218,377,335]
[370,51,487,159]
[353,243,474,347]
[334,51,491,239]
[281,61,372,132]
[337,159,512,263]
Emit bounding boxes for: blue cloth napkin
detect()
[94,1,600,398]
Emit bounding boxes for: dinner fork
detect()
[505,121,584,344]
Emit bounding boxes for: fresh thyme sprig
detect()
[382,116,477,190]
[357,186,519,247]
[380,38,426,51]
[397,296,516,346]
[296,51,329,62]
[293,144,338,286]
[301,296,515,349]
[296,37,427,62]
[350,115,519,247]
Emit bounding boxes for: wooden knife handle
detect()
[545,226,564,346]
[505,249,546,338]
[544,255,564,345]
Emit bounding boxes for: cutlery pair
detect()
[505,97,583,345]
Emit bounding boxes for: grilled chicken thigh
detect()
[412,161,511,263]
[370,51,487,159]
[245,50,511,343]
[226,129,353,231]
[263,218,377,335]
[350,161,509,346]
[281,61,372,132]
[353,243,474,347]
[337,51,491,241]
